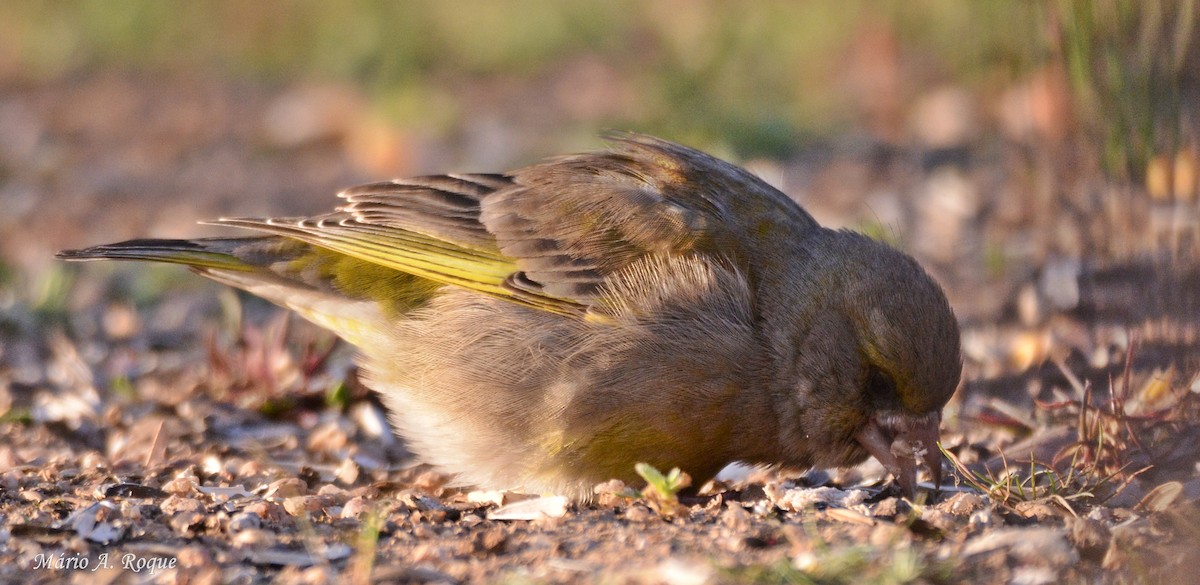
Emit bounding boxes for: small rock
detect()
[410,543,440,563]
[650,558,714,585]
[1066,516,1110,557]
[232,528,275,549]
[1137,481,1183,513]
[472,528,507,554]
[162,495,205,516]
[963,527,1077,568]
[351,403,394,445]
[238,460,265,478]
[488,495,569,521]
[228,512,262,533]
[176,545,215,569]
[284,496,324,517]
[1014,500,1059,520]
[169,510,205,534]
[265,478,307,499]
[70,502,125,544]
[294,565,333,585]
[244,501,286,524]
[334,458,359,485]
[1086,506,1115,523]
[771,486,869,512]
[825,507,875,526]
[720,505,752,531]
[919,508,956,532]
[316,484,347,498]
[80,452,107,470]
[349,484,382,499]
[399,492,449,513]
[1,470,20,492]
[413,470,449,492]
[161,477,199,495]
[19,490,44,503]
[622,504,657,523]
[943,492,985,516]
[761,482,786,502]
[201,454,225,477]
[872,497,911,519]
[340,496,370,519]
[969,508,1001,530]
[104,483,168,499]
[306,421,350,454]
[467,490,508,507]
[196,485,253,500]
[592,480,631,506]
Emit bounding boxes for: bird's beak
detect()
[853,412,942,499]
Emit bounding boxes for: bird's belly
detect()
[366,287,755,497]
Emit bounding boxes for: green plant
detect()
[347,508,382,585]
[634,462,690,503]
[941,442,1117,513]
[941,337,1189,512]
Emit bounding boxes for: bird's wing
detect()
[215,132,817,316]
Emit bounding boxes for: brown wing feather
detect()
[212,133,815,313]
[480,132,817,304]
[335,173,509,251]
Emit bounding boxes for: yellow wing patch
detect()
[212,217,583,316]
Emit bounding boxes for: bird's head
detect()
[774,230,961,497]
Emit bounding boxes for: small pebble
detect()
[340,496,370,519]
[623,504,657,522]
[943,492,985,516]
[266,478,307,499]
[284,495,324,517]
[232,528,275,548]
[228,511,261,532]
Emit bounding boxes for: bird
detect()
[59,132,961,500]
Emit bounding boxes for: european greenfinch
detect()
[59,133,961,500]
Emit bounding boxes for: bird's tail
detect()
[57,237,264,270]
[58,237,438,347]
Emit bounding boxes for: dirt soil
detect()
[2,73,1200,584]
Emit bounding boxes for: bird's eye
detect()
[866,366,897,401]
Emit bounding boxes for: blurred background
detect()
[1,0,1199,483]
